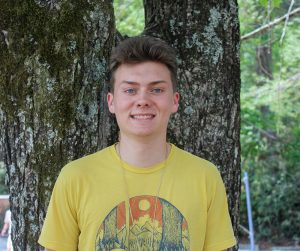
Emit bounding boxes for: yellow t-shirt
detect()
[38,144,236,251]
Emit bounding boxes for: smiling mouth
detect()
[130,114,155,120]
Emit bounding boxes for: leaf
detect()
[259,0,281,8]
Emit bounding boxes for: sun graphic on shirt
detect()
[139,199,151,211]
[135,198,161,229]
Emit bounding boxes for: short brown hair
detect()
[109,36,177,92]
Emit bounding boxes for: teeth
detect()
[132,115,153,119]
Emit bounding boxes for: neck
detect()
[117,134,169,168]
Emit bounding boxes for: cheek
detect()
[167,98,178,110]
[113,99,132,112]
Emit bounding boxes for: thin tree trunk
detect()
[256,45,273,80]
[143,1,241,250]
[0,1,116,250]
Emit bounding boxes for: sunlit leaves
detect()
[259,0,282,8]
[113,0,144,36]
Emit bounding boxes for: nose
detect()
[136,91,151,107]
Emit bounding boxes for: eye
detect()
[151,88,164,94]
[124,88,136,94]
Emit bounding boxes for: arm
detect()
[1,210,11,236]
[0,222,9,236]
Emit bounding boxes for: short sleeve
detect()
[203,166,236,251]
[38,166,79,251]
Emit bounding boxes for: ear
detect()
[171,92,180,113]
[107,92,115,114]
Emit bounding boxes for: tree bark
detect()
[143,1,241,250]
[0,1,116,250]
[0,0,240,250]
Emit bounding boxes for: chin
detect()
[132,130,156,137]
[126,129,161,138]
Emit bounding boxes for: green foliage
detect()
[113,0,144,36]
[239,0,300,244]
[259,0,282,8]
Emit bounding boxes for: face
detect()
[107,61,179,140]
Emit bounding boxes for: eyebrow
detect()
[121,80,167,85]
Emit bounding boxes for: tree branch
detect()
[241,7,300,41]
[280,0,295,44]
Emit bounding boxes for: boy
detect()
[39,36,236,251]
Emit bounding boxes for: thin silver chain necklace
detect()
[116,143,169,251]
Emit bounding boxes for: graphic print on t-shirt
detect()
[95,195,189,250]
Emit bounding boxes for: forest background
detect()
[0,0,299,247]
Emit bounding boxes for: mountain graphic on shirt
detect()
[130,224,141,236]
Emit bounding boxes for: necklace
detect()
[116,143,169,251]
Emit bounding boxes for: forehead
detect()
[114,61,172,84]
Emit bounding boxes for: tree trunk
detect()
[256,45,273,81]
[0,1,116,250]
[143,1,241,249]
[0,0,240,250]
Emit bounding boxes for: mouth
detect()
[130,114,155,120]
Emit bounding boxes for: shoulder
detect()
[59,145,114,179]
[172,144,220,178]
[171,145,225,203]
